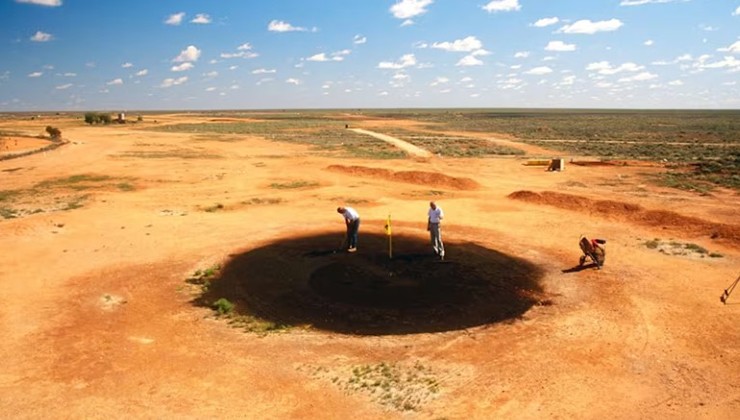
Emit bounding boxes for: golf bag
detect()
[579,236,606,269]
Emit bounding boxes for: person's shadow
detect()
[562,262,600,273]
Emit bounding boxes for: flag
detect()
[384,214,392,236]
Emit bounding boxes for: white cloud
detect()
[165,12,185,26]
[205,87,217,92]
[717,41,740,54]
[135,69,148,77]
[160,77,188,88]
[498,78,525,90]
[107,78,123,86]
[533,17,559,27]
[432,36,483,52]
[252,68,276,74]
[55,83,72,90]
[400,19,415,27]
[378,54,417,69]
[482,0,521,13]
[15,0,61,6]
[203,71,218,77]
[30,31,52,42]
[586,61,644,75]
[668,80,684,86]
[237,43,252,51]
[63,72,76,77]
[700,24,718,32]
[229,65,238,70]
[285,78,301,85]
[390,0,433,19]
[173,45,201,62]
[220,51,258,59]
[545,41,576,52]
[307,53,334,62]
[697,56,740,70]
[457,55,483,66]
[191,14,212,24]
[560,75,576,86]
[618,72,657,82]
[28,71,43,77]
[525,66,553,75]
[430,77,449,86]
[514,51,530,58]
[171,63,194,72]
[644,40,654,46]
[268,20,307,32]
[621,0,686,5]
[558,19,623,34]
[122,62,133,68]
[306,50,349,62]
[733,6,740,16]
[354,35,367,45]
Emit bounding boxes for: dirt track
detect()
[0,115,738,418]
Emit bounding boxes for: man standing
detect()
[427,201,445,260]
[337,206,360,252]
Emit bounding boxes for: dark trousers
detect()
[346,219,360,249]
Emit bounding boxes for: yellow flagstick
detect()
[385,213,393,259]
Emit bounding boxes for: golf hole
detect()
[196,232,546,335]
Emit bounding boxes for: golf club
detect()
[720,274,739,304]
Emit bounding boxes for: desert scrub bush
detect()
[242,197,283,205]
[212,298,234,315]
[644,239,660,249]
[0,207,17,219]
[188,264,221,286]
[203,203,224,212]
[684,243,708,254]
[270,181,319,189]
[227,315,291,334]
[45,126,62,140]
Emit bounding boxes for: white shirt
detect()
[428,207,444,223]
[342,207,359,221]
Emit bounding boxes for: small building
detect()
[117,112,126,123]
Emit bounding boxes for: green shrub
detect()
[213,298,234,315]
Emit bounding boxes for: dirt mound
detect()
[196,232,545,335]
[327,165,479,190]
[508,190,740,247]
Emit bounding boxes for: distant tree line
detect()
[84,112,113,125]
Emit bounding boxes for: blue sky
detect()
[1,0,738,110]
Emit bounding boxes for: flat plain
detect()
[1,110,738,419]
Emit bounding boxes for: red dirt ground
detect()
[0,114,738,419]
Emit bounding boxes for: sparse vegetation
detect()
[203,203,224,212]
[311,361,441,412]
[643,239,719,258]
[114,149,222,159]
[270,181,319,189]
[0,174,136,219]
[144,117,408,159]
[45,126,62,141]
[0,207,17,219]
[84,112,113,125]
[242,197,283,205]
[213,298,234,315]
